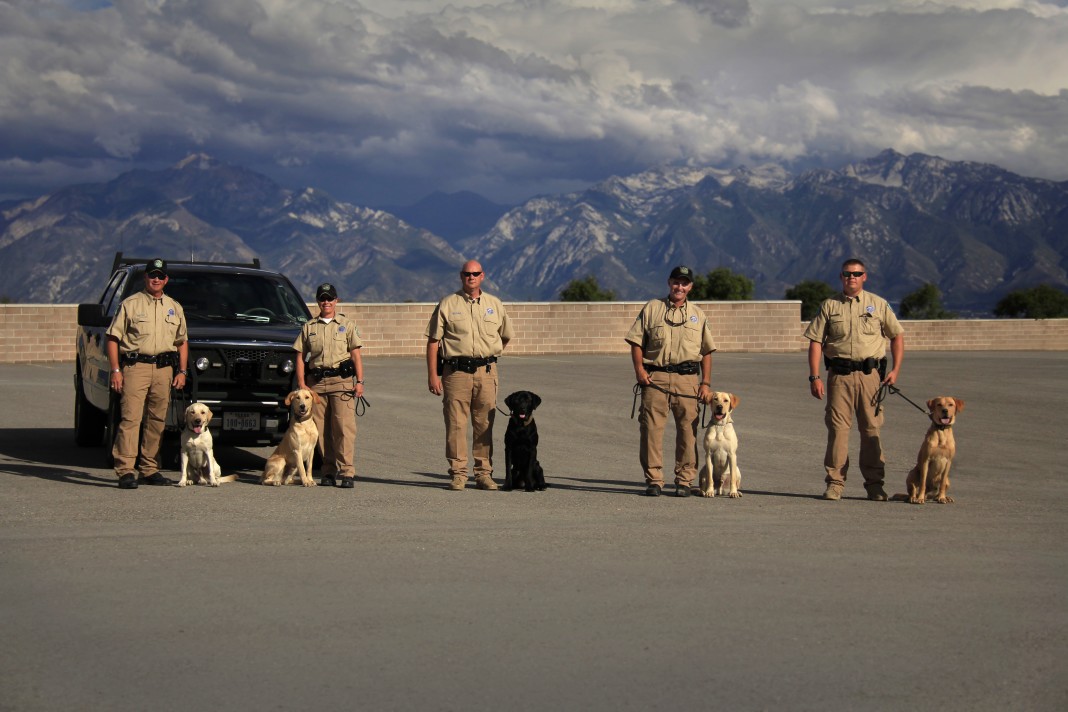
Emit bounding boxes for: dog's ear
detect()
[309,390,322,404]
[729,393,739,410]
[504,392,516,410]
[285,391,295,406]
[927,398,937,411]
[203,406,213,421]
[531,393,541,410]
[954,397,965,413]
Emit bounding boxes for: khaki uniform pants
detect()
[824,370,885,487]
[113,362,173,476]
[442,364,498,480]
[639,371,700,487]
[310,375,357,478]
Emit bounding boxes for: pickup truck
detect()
[75,253,312,459]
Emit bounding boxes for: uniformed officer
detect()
[294,282,364,489]
[106,258,188,489]
[425,260,514,491]
[625,265,717,497]
[805,258,905,501]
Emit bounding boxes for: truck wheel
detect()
[74,371,106,446]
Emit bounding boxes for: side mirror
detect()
[77,303,110,327]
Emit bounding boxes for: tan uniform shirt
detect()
[425,291,513,358]
[804,290,904,360]
[293,314,363,368]
[106,290,187,356]
[625,298,717,366]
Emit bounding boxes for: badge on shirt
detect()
[689,315,698,323]
[168,309,175,316]
[866,305,875,314]
[338,326,346,333]
[486,308,495,315]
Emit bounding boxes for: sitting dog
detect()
[503,390,546,492]
[901,396,965,504]
[261,389,321,487]
[178,402,224,487]
[699,391,741,498]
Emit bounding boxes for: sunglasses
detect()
[147,272,167,280]
[462,271,483,277]
[841,270,865,278]
[317,296,337,302]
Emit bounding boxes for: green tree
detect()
[784,280,835,320]
[994,285,1068,318]
[899,283,955,319]
[559,275,615,301]
[691,267,754,301]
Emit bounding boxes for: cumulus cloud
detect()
[0,0,1066,205]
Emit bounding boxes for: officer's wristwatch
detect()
[178,369,188,375]
[808,375,821,382]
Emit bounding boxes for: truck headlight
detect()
[281,359,294,374]
[195,357,210,371]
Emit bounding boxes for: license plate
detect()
[223,411,260,431]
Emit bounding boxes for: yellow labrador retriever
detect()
[700,391,742,498]
[261,389,321,487]
[902,396,965,504]
[178,402,226,487]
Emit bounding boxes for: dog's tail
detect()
[890,493,909,501]
[217,474,239,484]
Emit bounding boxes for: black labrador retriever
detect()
[503,390,546,492]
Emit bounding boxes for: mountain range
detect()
[2,150,1066,312]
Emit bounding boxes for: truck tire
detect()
[74,371,107,446]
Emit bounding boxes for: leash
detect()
[631,382,708,424]
[315,388,371,416]
[873,383,928,418]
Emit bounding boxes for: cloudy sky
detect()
[2,0,1066,206]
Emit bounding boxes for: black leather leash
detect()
[631,382,709,425]
[873,383,928,418]
[315,388,371,416]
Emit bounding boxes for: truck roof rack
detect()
[110,252,262,273]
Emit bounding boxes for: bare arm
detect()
[630,344,650,386]
[885,333,904,386]
[426,338,442,395]
[807,340,825,400]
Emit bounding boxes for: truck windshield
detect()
[163,272,311,325]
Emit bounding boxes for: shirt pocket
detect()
[645,325,667,360]
[828,319,847,340]
[481,308,500,326]
[860,315,882,336]
[448,311,472,335]
[682,320,700,344]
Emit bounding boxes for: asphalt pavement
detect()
[0,352,1065,711]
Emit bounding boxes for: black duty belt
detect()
[309,360,355,380]
[825,356,886,376]
[121,352,178,368]
[442,356,497,374]
[646,361,700,375]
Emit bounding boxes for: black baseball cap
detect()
[316,282,338,300]
[145,258,167,277]
[669,265,695,282]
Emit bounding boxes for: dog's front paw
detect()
[303,479,316,487]
[728,490,742,498]
[911,495,925,504]
[937,495,953,504]
[699,489,715,498]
